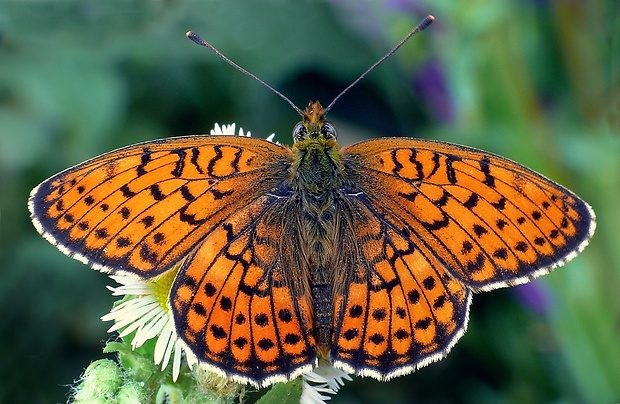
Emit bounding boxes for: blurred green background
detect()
[1,0,618,402]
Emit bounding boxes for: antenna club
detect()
[419,15,435,31]
[187,31,207,46]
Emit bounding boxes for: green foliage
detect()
[256,379,303,404]
[72,334,241,403]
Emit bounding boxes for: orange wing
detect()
[327,137,595,378]
[342,137,595,291]
[169,194,317,387]
[329,195,471,379]
[28,135,291,278]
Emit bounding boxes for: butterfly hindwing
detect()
[29,135,291,277]
[342,138,595,291]
[169,193,317,388]
[330,195,471,378]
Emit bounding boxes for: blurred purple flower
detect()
[412,61,455,123]
[512,281,553,316]
[385,0,425,14]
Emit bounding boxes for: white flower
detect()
[301,361,352,403]
[209,122,277,142]
[101,273,197,382]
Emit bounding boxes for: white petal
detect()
[105,299,159,334]
[172,339,183,381]
[161,327,176,371]
[132,311,168,348]
[222,123,236,135]
[154,321,174,367]
[301,363,352,403]
[107,275,151,294]
[209,123,222,135]
[185,345,198,369]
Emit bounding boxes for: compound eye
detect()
[292,122,306,142]
[322,121,338,140]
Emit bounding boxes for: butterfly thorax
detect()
[290,102,344,212]
[291,138,341,198]
[289,101,345,353]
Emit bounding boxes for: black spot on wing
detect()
[150,184,166,201]
[119,207,130,219]
[423,215,450,231]
[492,197,506,210]
[137,150,151,176]
[407,148,424,179]
[422,276,436,290]
[190,147,205,175]
[116,237,131,247]
[140,243,158,265]
[515,241,528,252]
[140,215,155,228]
[179,206,206,225]
[170,149,187,177]
[472,224,488,237]
[466,253,486,273]
[180,185,196,202]
[120,185,135,198]
[461,240,473,254]
[463,193,479,209]
[427,152,441,179]
[434,190,450,207]
[390,149,404,175]
[480,156,495,187]
[211,188,234,200]
[444,154,462,184]
[398,191,418,202]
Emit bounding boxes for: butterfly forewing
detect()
[342,137,595,291]
[29,135,292,277]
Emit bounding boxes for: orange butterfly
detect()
[29,16,595,389]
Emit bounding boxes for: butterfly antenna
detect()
[323,15,435,115]
[186,31,305,116]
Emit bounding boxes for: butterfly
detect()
[28,16,595,389]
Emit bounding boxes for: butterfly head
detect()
[292,101,338,144]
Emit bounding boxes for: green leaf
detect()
[257,379,303,404]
